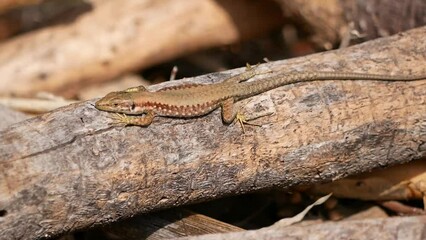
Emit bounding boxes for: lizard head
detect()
[95,91,141,115]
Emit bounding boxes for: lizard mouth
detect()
[94,100,107,110]
[94,100,118,112]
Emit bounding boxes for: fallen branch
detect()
[0,97,76,114]
[276,0,426,49]
[0,27,425,239]
[309,159,426,201]
[179,216,426,240]
[0,105,29,130]
[0,0,283,97]
[102,208,243,239]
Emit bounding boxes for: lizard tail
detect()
[235,71,426,98]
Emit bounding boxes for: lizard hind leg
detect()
[221,98,238,124]
[221,98,261,133]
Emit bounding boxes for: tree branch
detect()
[179,216,426,240]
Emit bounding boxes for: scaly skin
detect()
[95,66,426,128]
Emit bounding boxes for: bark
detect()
[276,0,426,49]
[0,27,425,240]
[98,208,242,240]
[0,0,283,97]
[0,105,29,130]
[179,216,426,240]
[309,158,426,201]
[341,0,426,39]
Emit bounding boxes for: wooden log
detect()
[98,208,243,240]
[277,0,426,49]
[0,0,283,97]
[0,27,425,239]
[0,105,29,130]
[309,159,426,201]
[0,0,93,41]
[178,216,426,240]
[341,0,426,39]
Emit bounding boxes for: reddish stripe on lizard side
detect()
[157,84,204,92]
[140,100,221,117]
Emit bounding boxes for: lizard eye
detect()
[131,103,136,110]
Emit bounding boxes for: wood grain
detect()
[179,216,426,240]
[0,27,425,239]
[100,208,243,240]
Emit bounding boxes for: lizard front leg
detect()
[111,111,155,126]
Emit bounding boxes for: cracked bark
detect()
[1,27,426,240]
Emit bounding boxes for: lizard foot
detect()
[108,111,155,127]
[245,63,272,75]
[245,63,259,71]
[235,112,262,133]
[109,113,132,126]
[235,111,274,133]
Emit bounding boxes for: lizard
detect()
[95,65,426,131]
